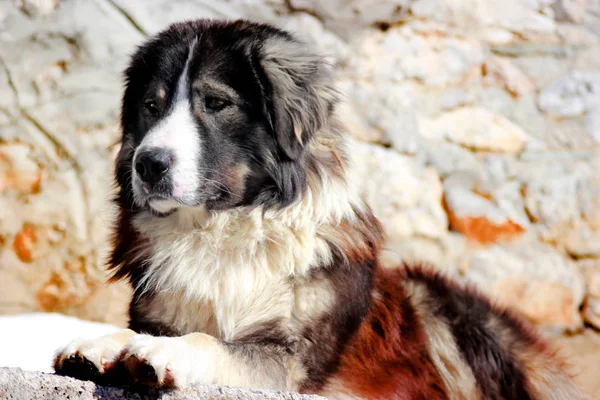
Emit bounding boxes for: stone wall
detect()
[0,0,599,333]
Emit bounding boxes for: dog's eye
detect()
[205,97,229,111]
[144,100,160,116]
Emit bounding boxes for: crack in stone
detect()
[490,43,584,58]
[20,111,75,164]
[283,0,328,26]
[1,53,93,242]
[0,55,21,106]
[20,110,92,242]
[105,0,148,36]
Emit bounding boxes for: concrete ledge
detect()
[0,368,326,399]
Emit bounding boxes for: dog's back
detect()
[324,265,586,399]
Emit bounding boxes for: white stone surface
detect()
[420,107,530,153]
[538,72,600,117]
[352,141,448,241]
[345,23,484,87]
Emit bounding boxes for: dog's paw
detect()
[119,334,214,389]
[53,329,135,383]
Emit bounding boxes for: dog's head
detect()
[115,20,337,216]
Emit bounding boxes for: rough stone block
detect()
[0,368,325,400]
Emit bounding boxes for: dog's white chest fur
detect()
[132,205,335,339]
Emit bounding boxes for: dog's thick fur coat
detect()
[54,20,589,400]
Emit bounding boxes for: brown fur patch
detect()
[332,266,449,400]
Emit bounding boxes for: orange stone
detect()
[13,224,37,263]
[36,271,65,312]
[0,144,43,194]
[447,208,525,244]
[0,170,43,193]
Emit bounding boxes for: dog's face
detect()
[115,20,337,216]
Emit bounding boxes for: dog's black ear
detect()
[257,36,338,160]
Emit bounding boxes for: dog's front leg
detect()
[55,330,293,390]
[117,332,292,390]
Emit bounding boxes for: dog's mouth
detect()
[132,170,240,216]
[134,182,184,217]
[147,197,181,217]
[132,176,187,217]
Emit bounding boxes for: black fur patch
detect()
[128,290,180,337]
[407,268,534,400]
[299,254,375,392]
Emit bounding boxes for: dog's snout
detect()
[135,148,172,184]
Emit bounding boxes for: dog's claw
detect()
[56,352,102,382]
[122,354,163,386]
[139,362,159,384]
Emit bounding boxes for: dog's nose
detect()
[135,148,172,184]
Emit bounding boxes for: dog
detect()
[53,19,589,399]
